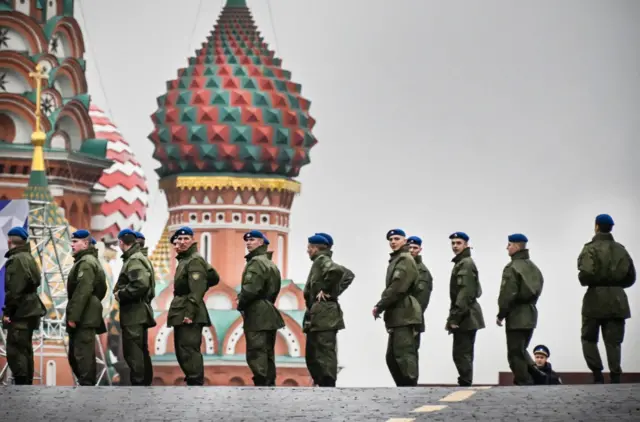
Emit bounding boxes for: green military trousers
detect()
[6,325,35,385]
[581,317,625,382]
[452,330,477,386]
[305,330,338,387]
[385,326,419,387]
[505,329,535,385]
[121,324,153,386]
[174,323,204,386]
[68,327,97,386]
[245,330,277,386]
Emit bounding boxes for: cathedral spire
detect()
[24,63,52,202]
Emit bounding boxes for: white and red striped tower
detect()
[88,104,149,242]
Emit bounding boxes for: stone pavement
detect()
[1,384,638,421]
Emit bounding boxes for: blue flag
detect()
[0,199,30,317]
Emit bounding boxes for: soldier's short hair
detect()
[120,233,137,246]
[598,223,613,233]
[9,236,26,246]
[316,244,329,251]
[136,237,146,247]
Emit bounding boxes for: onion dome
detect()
[149,0,318,178]
[89,104,149,242]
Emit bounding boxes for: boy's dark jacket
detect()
[531,362,562,385]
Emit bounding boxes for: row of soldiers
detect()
[1,212,636,386]
[370,212,635,386]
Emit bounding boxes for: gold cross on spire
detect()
[28,63,49,172]
[28,63,48,144]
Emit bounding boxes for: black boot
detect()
[610,373,621,384]
[13,376,29,385]
[593,371,604,384]
[252,376,268,386]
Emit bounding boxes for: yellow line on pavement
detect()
[470,386,492,390]
[439,389,477,402]
[412,405,448,412]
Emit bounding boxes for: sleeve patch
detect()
[128,269,141,281]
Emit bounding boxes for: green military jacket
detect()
[497,249,543,330]
[411,255,434,332]
[578,232,636,319]
[237,245,285,332]
[302,250,345,333]
[375,245,423,328]
[66,247,107,333]
[139,246,155,303]
[447,248,485,331]
[2,244,46,327]
[167,243,212,327]
[323,250,356,296]
[114,243,156,328]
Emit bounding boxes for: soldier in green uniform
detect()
[372,229,422,387]
[303,234,345,387]
[167,226,212,386]
[496,233,544,386]
[406,236,433,350]
[1,227,46,385]
[446,232,485,387]
[66,229,108,386]
[238,230,285,386]
[578,214,636,384]
[113,228,156,386]
[134,231,155,386]
[314,233,356,296]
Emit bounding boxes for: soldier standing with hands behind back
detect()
[406,236,433,350]
[238,230,284,386]
[446,232,485,387]
[578,214,636,384]
[66,230,108,386]
[373,229,422,387]
[114,228,156,386]
[496,233,544,386]
[2,227,46,385]
[303,234,345,387]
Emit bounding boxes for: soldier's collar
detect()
[593,232,614,241]
[452,247,471,263]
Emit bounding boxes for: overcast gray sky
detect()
[77,0,640,387]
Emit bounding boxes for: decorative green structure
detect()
[149,0,318,178]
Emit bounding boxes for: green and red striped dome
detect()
[149,0,317,178]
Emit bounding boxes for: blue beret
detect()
[90,237,96,245]
[118,228,136,239]
[407,236,422,246]
[71,229,90,240]
[533,344,550,357]
[449,232,469,242]
[8,226,28,240]
[595,214,614,226]
[308,234,330,246]
[386,229,406,240]
[174,226,194,237]
[315,232,334,246]
[508,233,528,243]
[243,230,270,245]
[134,231,145,240]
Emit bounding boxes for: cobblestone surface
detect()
[1,384,638,421]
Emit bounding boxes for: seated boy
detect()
[531,344,562,385]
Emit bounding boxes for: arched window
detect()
[200,233,211,262]
[46,360,56,386]
[278,292,298,310]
